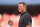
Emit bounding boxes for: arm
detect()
[23,15,32,27]
[26,25,31,27]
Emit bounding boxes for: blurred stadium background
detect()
[0,0,40,27]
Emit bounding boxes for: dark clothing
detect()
[18,12,32,27]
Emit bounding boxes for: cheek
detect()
[22,8,24,10]
[20,7,22,9]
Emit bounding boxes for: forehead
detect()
[18,4,24,6]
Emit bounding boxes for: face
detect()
[9,22,13,26]
[18,4,26,12]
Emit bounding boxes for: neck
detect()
[21,9,26,14]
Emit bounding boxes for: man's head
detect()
[8,20,13,26]
[18,2,27,13]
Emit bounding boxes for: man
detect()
[18,2,32,27]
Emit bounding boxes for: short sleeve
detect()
[23,15,32,26]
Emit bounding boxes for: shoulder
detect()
[22,12,31,20]
[22,12,30,17]
[6,25,10,27]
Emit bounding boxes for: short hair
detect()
[8,20,13,24]
[19,2,27,6]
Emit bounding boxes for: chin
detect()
[19,11,21,12]
[19,10,21,12]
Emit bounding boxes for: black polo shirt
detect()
[18,12,32,27]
